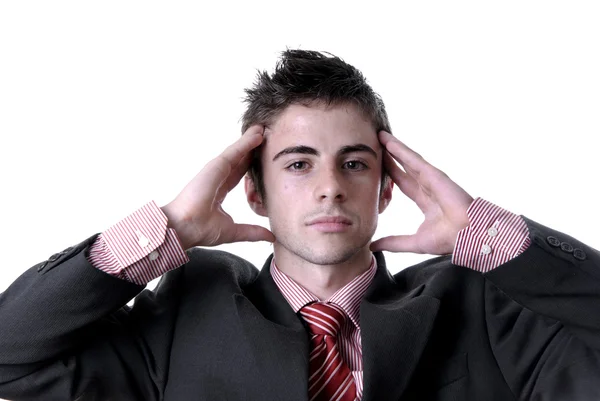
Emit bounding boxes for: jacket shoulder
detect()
[183,247,260,287]
[393,254,453,280]
[391,254,480,291]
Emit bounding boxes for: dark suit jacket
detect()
[0,216,599,401]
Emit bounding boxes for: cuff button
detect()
[481,244,492,255]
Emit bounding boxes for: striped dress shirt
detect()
[270,256,376,400]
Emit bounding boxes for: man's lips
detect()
[306,216,352,225]
[306,216,352,232]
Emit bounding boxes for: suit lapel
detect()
[234,254,310,400]
[360,252,440,401]
[233,252,440,401]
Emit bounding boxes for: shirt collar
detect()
[270,255,377,329]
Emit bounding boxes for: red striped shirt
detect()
[452,198,531,271]
[88,201,189,285]
[271,256,376,400]
[87,197,531,400]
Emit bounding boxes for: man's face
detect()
[252,102,391,266]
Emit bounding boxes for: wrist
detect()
[160,203,193,250]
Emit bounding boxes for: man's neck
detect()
[272,245,373,300]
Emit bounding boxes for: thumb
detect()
[231,224,276,244]
[370,235,419,253]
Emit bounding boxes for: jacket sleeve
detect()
[0,234,184,401]
[483,216,600,400]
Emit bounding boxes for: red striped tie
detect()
[299,302,357,401]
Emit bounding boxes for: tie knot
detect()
[299,302,348,337]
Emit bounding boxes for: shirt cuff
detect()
[87,201,189,285]
[452,197,531,272]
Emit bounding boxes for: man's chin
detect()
[272,235,372,265]
[295,245,369,266]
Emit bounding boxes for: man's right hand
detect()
[160,125,275,250]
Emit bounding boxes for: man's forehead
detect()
[263,104,380,150]
[267,103,373,129]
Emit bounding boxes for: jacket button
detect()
[560,242,574,253]
[573,248,587,260]
[48,253,62,262]
[37,261,48,272]
[547,236,561,247]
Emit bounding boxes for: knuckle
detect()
[430,168,448,183]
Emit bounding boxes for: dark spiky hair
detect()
[242,49,392,203]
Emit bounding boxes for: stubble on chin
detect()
[273,234,372,267]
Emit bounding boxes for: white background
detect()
[1,1,599,298]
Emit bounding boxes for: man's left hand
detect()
[370,131,474,256]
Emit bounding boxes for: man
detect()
[0,50,598,401]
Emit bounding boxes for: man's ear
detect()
[378,177,393,214]
[245,175,268,217]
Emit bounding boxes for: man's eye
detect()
[343,160,367,170]
[286,161,308,171]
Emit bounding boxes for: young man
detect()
[0,50,598,401]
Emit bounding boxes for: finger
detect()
[370,235,421,253]
[378,131,430,176]
[379,131,449,201]
[219,125,264,167]
[231,224,276,243]
[217,152,254,201]
[222,125,266,193]
[384,152,422,201]
[204,125,264,193]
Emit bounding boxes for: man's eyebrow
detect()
[338,144,378,159]
[272,143,378,162]
[272,146,319,162]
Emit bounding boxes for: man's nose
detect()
[313,167,347,202]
